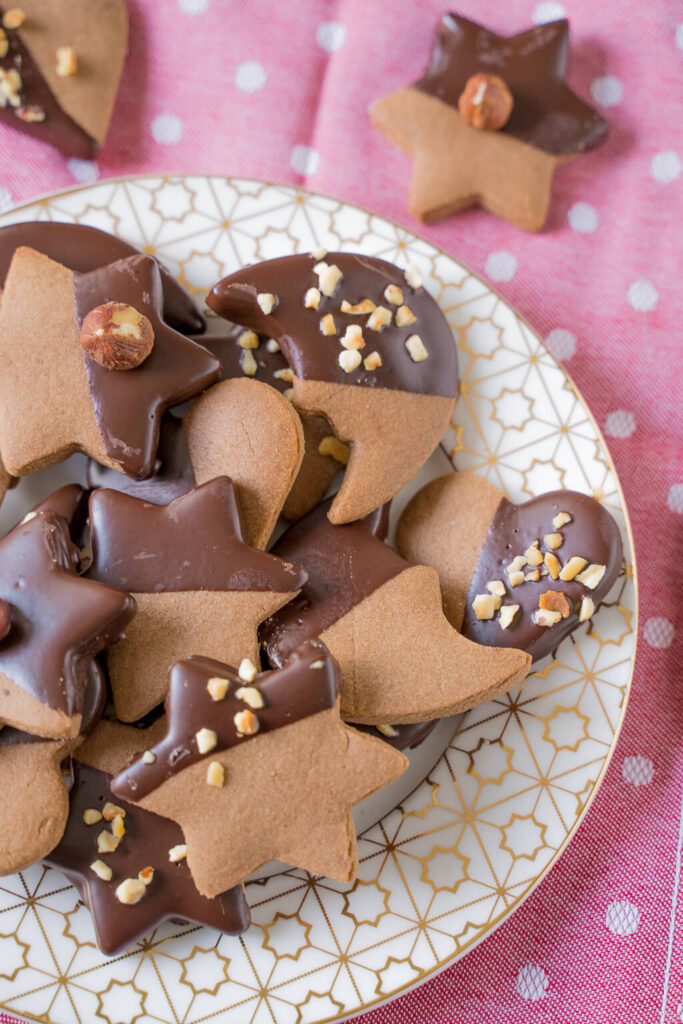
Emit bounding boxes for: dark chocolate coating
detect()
[0,599,10,642]
[112,639,339,802]
[30,484,90,548]
[415,15,608,156]
[355,719,437,751]
[73,255,220,480]
[0,511,134,715]
[201,326,292,393]
[0,221,205,334]
[207,252,458,398]
[87,477,307,594]
[46,763,250,954]
[0,12,94,158]
[464,490,623,662]
[0,659,106,747]
[260,498,406,667]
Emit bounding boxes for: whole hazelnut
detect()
[457,73,514,132]
[80,302,155,370]
[0,599,11,641]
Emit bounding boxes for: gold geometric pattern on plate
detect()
[0,177,637,1024]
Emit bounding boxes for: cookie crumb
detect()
[238,658,258,683]
[195,727,218,754]
[559,556,587,581]
[405,334,428,362]
[169,844,188,862]
[318,435,350,464]
[206,761,225,788]
[115,878,147,905]
[339,349,362,373]
[207,676,230,701]
[90,860,112,882]
[256,292,277,315]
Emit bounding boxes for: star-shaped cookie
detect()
[111,640,407,897]
[46,719,250,954]
[87,477,307,721]
[260,498,531,724]
[0,246,219,479]
[0,510,134,737]
[371,15,608,230]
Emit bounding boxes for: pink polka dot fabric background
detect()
[0,0,681,1021]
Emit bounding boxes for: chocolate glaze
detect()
[73,255,220,479]
[415,15,608,156]
[30,484,89,548]
[0,10,94,158]
[46,762,250,954]
[112,639,339,802]
[87,476,307,594]
[0,658,106,747]
[0,599,10,642]
[464,490,623,663]
[0,511,134,715]
[0,222,205,334]
[201,325,293,393]
[260,498,406,667]
[207,253,458,398]
[355,719,437,751]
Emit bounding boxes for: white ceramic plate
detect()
[0,177,636,1024]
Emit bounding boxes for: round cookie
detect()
[396,473,623,662]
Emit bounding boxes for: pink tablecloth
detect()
[0,1,681,1021]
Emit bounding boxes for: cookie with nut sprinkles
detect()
[207,251,458,524]
[0,247,219,480]
[371,14,608,230]
[111,640,408,898]
[396,474,623,663]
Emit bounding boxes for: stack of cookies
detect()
[0,224,622,955]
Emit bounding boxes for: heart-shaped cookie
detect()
[396,473,623,663]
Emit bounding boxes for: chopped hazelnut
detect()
[318,435,350,464]
[195,727,218,754]
[376,723,399,738]
[498,604,520,629]
[234,708,260,736]
[2,9,26,29]
[404,263,422,289]
[111,814,126,839]
[206,760,225,787]
[0,67,22,108]
[508,570,525,587]
[576,563,606,589]
[384,284,403,306]
[458,73,514,131]
[80,302,154,370]
[319,313,337,335]
[236,685,265,709]
[266,338,280,353]
[472,593,497,620]
[533,608,563,627]
[539,590,571,618]
[405,334,428,362]
[559,556,588,581]
[256,292,277,315]
[238,329,259,349]
[97,830,120,854]
[311,246,327,261]
[138,866,154,886]
[316,262,343,297]
[579,596,595,622]
[207,675,230,701]
[168,844,187,862]
[366,305,392,331]
[544,532,563,550]
[340,324,365,350]
[115,878,147,905]
[339,349,362,373]
[341,298,375,315]
[15,105,46,123]
[524,542,544,567]
[55,45,78,77]
[238,657,258,683]
[304,286,321,310]
[395,305,417,327]
[90,860,113,882]
[283,387,294,401]
[506,555,527,575]
[83,808,102,826]
[142,750,156,764]
[0,30,7,60]
[544,552,561,580]
[553,511,572,529]
[487,580,506,597]
[240,349,257,376]
[273,367,294,382]
[524,569,540,582]
[310,659,324,669]
[363,350,382,371]
[102,802,126,822]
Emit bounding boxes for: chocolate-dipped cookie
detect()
[208,252,458,524]
[0,247,219,479]
[396,474,623,662]
[46,720,250,955]
[0,222,205,334]
[0,0,127,157]
[260,498,530,725]
[0,509,134,737]
[111,640,407,897]
[371,15,608,230]
[87,477,307,722]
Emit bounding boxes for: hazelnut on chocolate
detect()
[0,598,11,641]
[458,73,514,132]
[80,301,154,370]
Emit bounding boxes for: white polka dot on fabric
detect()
[0,185,13,214]
[151,113,184,145]
[532,2,567,23]
[290,145,319,176]
[567,202,598,234]
[676,24,683,50]
[651,151,681,184]
[667,483,683,514]
[485,251,517,282]
[234,60,267,93]
[545,328,576,360]
[591,76,624,107]
[627,279,658,312]
[604,410,635,438]
[316,21,346,52]
[67,158,99,184]
[622,755,654,786]
[515,964,548,1001]
[605,899,640,936]
[643,617,674,649]
[178,0,209,11]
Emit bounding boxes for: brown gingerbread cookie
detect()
[371,15,608,231]
[0,0,128,157]
[46,719,250,954]
[0,246,219,479]
[396,473,623,662]
[207,251,458,523]
[260,498,530,725]
[111,640,408,897]
[87,477,307,722]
